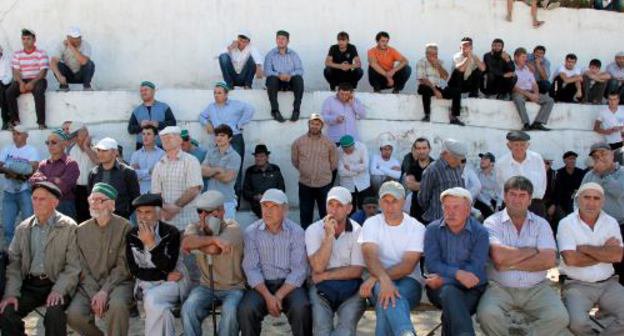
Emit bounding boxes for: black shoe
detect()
[1,123,8,131]
[392,89,400,94]
[468,91,479,98]
[450,118,465,126]
[271,110,285,123]
[57,84,69,92]
[83,84,93,91]
[290,109,300,122]
[38,124,47,130]
[421,115,430,122]
[521,123,532,131]
[531,122,550,131]
[330,85,336,91]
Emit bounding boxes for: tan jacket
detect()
[4,212,81,299]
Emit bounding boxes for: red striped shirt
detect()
[12,48,49,80]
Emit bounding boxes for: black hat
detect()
[362,196,378,206]
[132,193,163,208]
[32,181,62,199]
[252,144,270,156]
[506,131,531,142]
[478,152,496,163]
[562,151,578,159]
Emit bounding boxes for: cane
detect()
[208,254,218,335]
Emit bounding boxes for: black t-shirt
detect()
[327,44,359,64]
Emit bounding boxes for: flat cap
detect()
[443,138,467,158]
[160,126,182,136]
[589,142,611,156]
[506,130,531,142]
[440,187,473,204]
[260,188,288,204]
[379,181,405,200]
[326,186,352,205]
[196,190,225,211]
[132,193,163,208]
[576,182,604,197]
[32,181,62,199]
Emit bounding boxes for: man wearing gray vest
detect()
[127,81,177,150]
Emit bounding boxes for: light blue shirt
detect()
[263,47,304,77]
[198,99,254,135]
[130,146,165,194]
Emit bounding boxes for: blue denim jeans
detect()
[218,53,257,88]
[308,285,366,336]
[2,190,33,245]
[426,283,486,336]
[181,285,244,336]
[369,277,422,336]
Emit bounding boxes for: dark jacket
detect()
[87,160,140,219]
[242,163,286,202]
[126,221,180,281]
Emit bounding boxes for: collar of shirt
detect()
[161,149,183,162]
[271,47,292,56]
[500,208,537,229]
[573,210,610,232]
[99,160,121,171]
[47,153,68,164]
[31,211,60,228]
[259,218,293,233]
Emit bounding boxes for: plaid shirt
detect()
[151,149,203,231]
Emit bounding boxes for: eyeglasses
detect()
[45,140,59,146]
[88,198,109,205]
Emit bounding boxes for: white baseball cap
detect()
[94,137,118,151]
[260,189,288,205]
[159,126,182,136]
[67,26,81,38]
[326,186,352,205]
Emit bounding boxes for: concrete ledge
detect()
[0,89,603,207]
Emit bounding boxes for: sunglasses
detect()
[45,140,59,146]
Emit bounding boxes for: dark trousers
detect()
[56,60,95,86]
[299,182,332,229]
[537,80,552,94]
[481,73,516,96]
[617,224,624,286]
[249,199,262,218]
[449,69,483,97]
[230,134,245,207]
[582,75,607,104]
[323,67,364,90]
[474,199,496,220]
[266,75,304,112]
[410,191,426,224]
[0,278,69,336]
[417,84,461,117]
[529,198,546,219]
[551,77,578,103]
[74,185,90,224]
[218,53,257,88]
[426,284,486,336]
[0,82,9,126]
[237,280,312,336]
[6,78,47,125]
[368,66,411,92]
[607,79,624,104]
[351,186,373,214]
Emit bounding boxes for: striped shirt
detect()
[417,158,465,223]
[151,149,204,230]
[263,47,304,77]
[12,48,49,80]
[242,217,308,288]
[484,209,556,288]
[291,133,338,188]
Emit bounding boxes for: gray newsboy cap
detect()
[442,138,467,158]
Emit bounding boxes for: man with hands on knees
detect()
[358,181,425,336]
[424,187,489,336]
[305,186,366,336]
[238,188,312,336]
[181,190,246,336]
[66,183,133,336]
[0,181,80,336]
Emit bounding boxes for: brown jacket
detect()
[4,212,81,298]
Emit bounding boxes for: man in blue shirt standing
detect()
[264,30,304,123]
[199,81,254,202]
[424,187,489,336]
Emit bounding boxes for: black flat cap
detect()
[32,181,62,199]
[132,193,163,208]
[479,152,496,162]
[562,151,578,159]
[506,131,530,142]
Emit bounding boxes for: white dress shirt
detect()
[495,150,547,202]
[370,154,401,180]
[220,42,264,74]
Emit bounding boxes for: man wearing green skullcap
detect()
[67,183,132,336]
[29,129,80,218]
[127,81,177,150]
[337,134,372,211]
